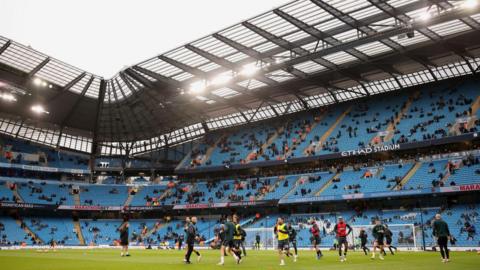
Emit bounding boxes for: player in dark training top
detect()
[333,216,352,262]
[358,228,370,255]
[118,219,130,257]
[384,225,397,255]
[184,216,200,264]
[371,219,386,260]
[218,215,241,265]
[287,222,298,262]
[309,218,323,260]
[432,214,451,263]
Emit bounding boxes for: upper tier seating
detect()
[0,181,15,202]
[0,135,89,170]
[80,185,129,206]
[16,181,75,205]
[183,79,479,168]
[393,82,478,144]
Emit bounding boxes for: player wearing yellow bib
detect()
[274,217,292,266]
[233,221,246,258]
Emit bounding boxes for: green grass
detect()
[0,249,478,270]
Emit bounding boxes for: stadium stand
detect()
[181,79,480,168]
[1,0,480,256]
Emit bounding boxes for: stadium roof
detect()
[1,0,480,155]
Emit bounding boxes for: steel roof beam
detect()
[212,33,305,80]
[241,20,370,96]
[129,66,212,124]
[0,40,11,55]
[184,44,281,103]
[60,76,95,127]
[120,73,162,140]
[182,0,433,86]
[63,72,87,91]
[158,56,252,111]
[27,57,50,78]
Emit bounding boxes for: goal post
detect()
[350,224,419,250]
[243,227,277,250]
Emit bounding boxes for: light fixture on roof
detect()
[189,80,207,94]
[211,73,232,86]
[463,0,478,8]
[48,84,53,89]
[0,93,17,102]
[240,63,260,76]
[33,77,42,86]
[31,104,49,114]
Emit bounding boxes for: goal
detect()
[350,224,420,250]
[243,227,277,250]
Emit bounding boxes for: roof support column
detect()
[90,79,107,177]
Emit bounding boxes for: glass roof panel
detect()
[323,51,359,65]
[293,60,327,73]
[249,12,299,37]
[428,19,472,37]
[355,41,394,56]
[328,0,370,14]
[35,58,84,87]
[265,69,296,82]
[211,87,241,99]
[0,43,47,74]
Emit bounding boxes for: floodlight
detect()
[0,93,17,102]
[240,63,259,76]
[31,105,49,114]
[463,0,477,8]
[189,80,207,94]
[33,77,42,86]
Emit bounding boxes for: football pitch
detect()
[0,249,478,270]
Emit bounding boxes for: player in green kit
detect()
[432,214,451,263]
[217,215,241,265]
[371,219,386,260]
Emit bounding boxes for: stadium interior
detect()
[1,0,480,262]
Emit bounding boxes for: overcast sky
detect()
[0,0,288,78]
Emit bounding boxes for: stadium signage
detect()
[0,202,45,209]
[439,183,480,193]
[0,162,90,174]
[57,205,122,211]
[173,203,228,209]
[172,200,273,209]
[340,144,401,157]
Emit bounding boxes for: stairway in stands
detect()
[8,182,24,203]
[14,217,43,244]
[380,91,419,143]
[310,106,353,154]
[256,176,283,200]
[283,112,325,159]
[124,186,143,207]
[314,172,342,196]
[392,162,422,190]
[246,124,287,163]
[73,219,86,245]
[280,175,308,200]
[73,190,81,206]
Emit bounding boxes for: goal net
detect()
[243,227,277,250]
[351,224,419,250]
